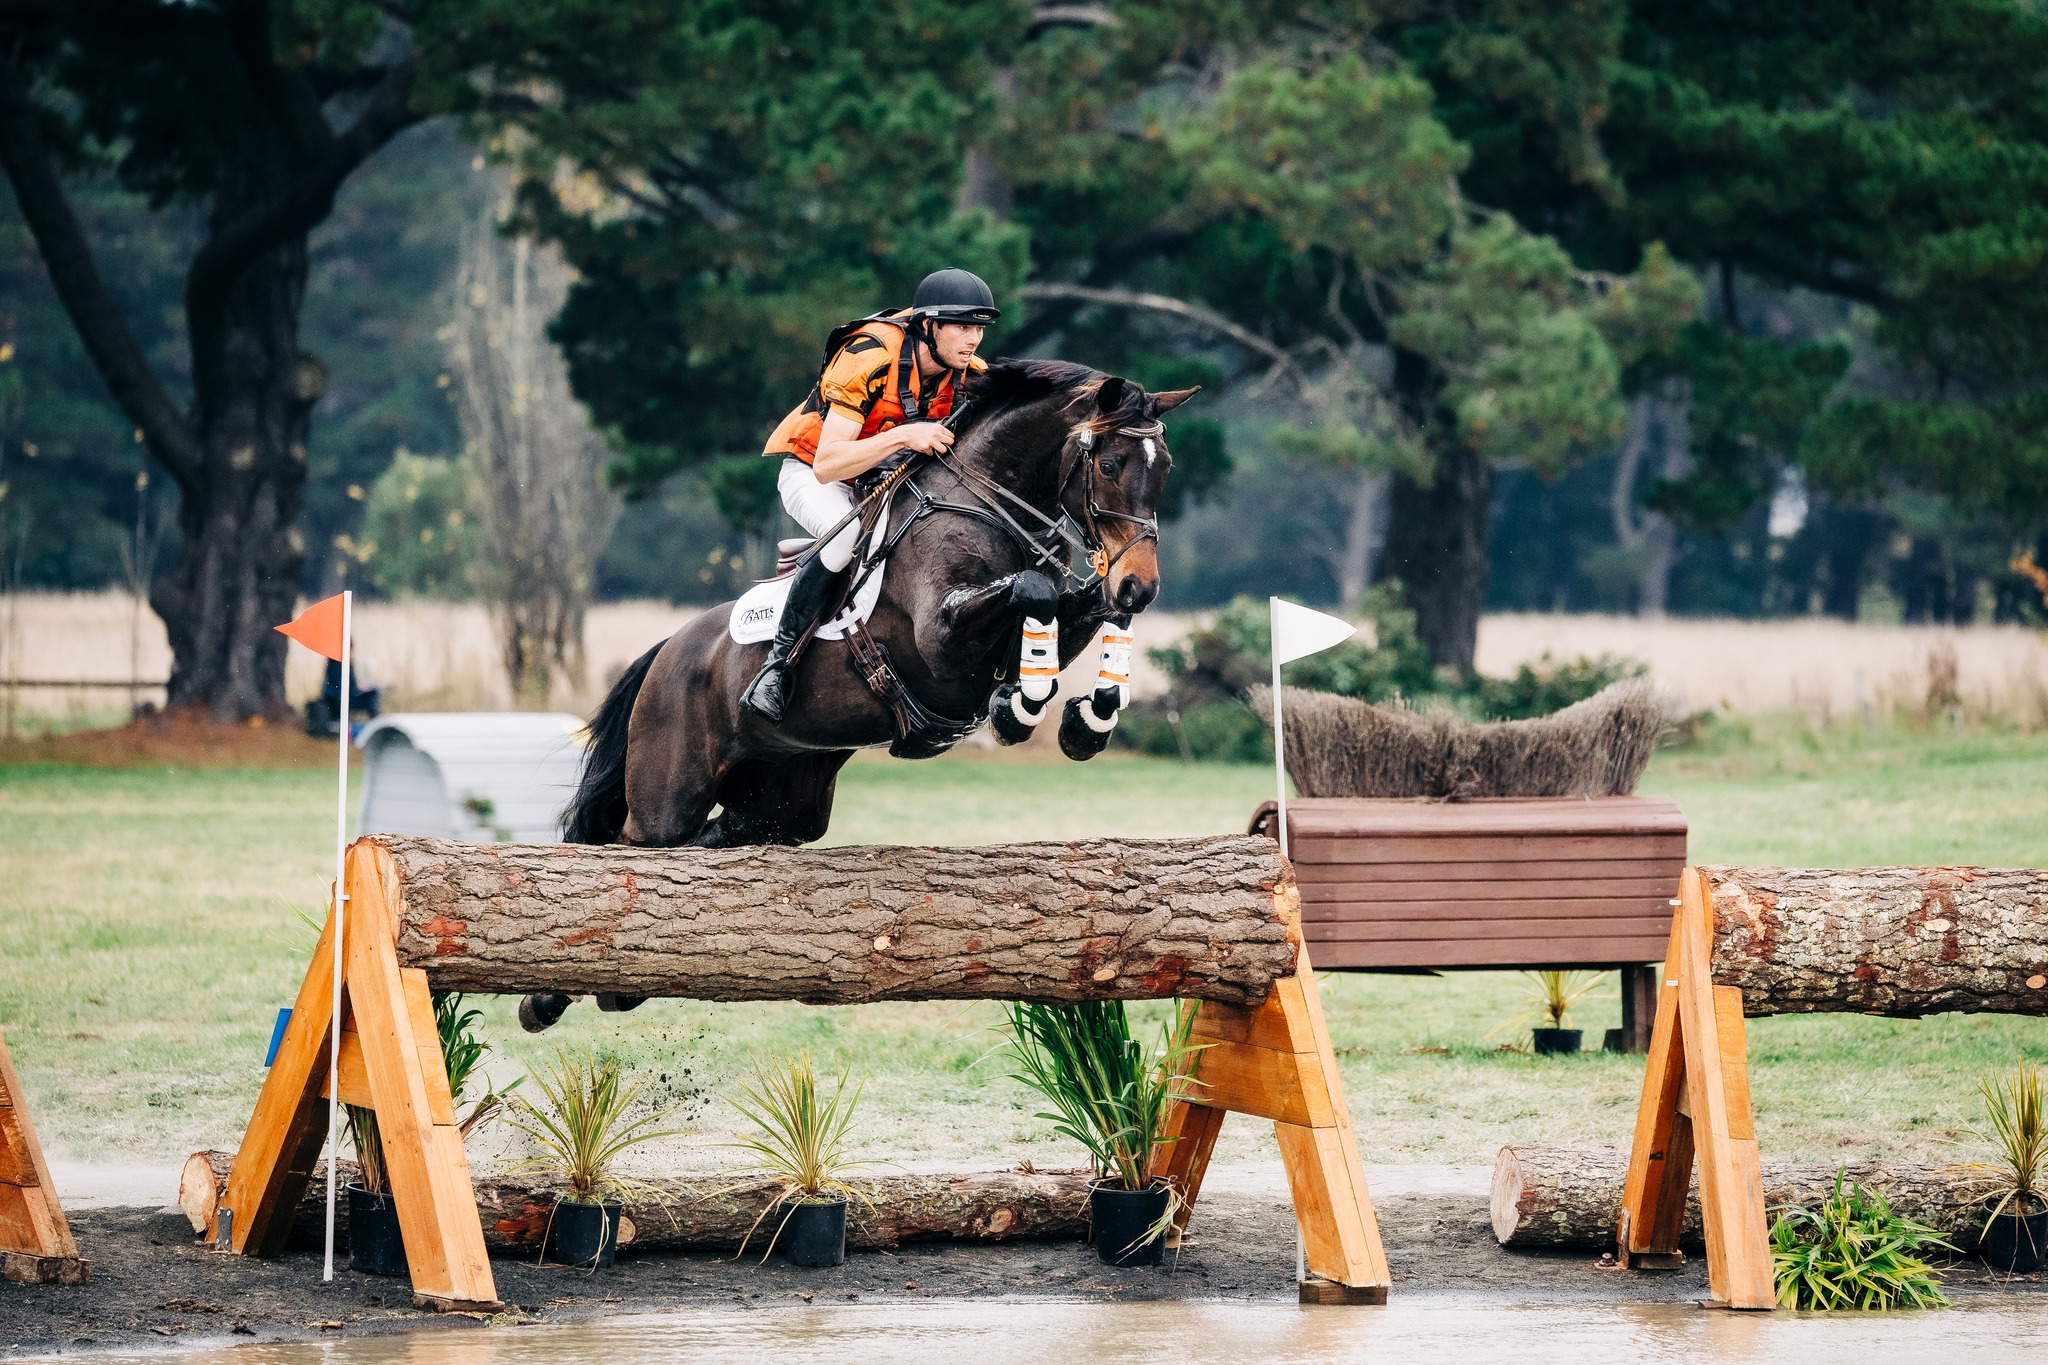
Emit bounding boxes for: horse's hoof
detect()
[595,993,646,1013]
[988,683,1051,745]
[1058,689,1120,761]
[518,992,574,1034]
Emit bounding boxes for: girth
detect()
[842,618,983,760]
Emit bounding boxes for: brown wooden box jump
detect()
[1250,795,1687,1050]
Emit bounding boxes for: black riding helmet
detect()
[911,268,1001,325]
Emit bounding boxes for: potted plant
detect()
[1967,1061,2048,1272]
[1002,1000,1205,1267]
[1521,970,1603,1054]
[723,1050,874,1267]
[506,1049,684,1270]
[344,992,515,1276]
[343,1105,407,1276]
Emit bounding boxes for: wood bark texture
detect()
[182,1151,1089,1253]
[1492,1143,1998,1249]
[1704,866,2048,1017]
[373,834,1300,1006]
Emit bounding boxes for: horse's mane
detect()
[960,357,1146,433]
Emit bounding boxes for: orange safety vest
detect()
[763,311,984,465]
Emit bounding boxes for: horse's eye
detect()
[1097,457,1118,477]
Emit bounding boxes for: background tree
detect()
[446,215,621,709]
[0,0,438,718]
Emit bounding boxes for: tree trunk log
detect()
[181,1150,1090,1253]
[1491,1143,1995,1249]
[374,834,1300,1006]
[1705,866,2048,1017]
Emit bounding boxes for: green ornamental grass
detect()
[1001,1000,1205,1191]
[505,1049,684,1206]
[722,1050,876,1257]
[1770,1170,1952,1310]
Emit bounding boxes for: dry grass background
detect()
[3,591,2046,727]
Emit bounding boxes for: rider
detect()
[739,267,1001,722]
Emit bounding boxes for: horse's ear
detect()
[1095,376,1128,415]
[1150,386,1200,414]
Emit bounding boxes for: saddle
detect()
[755,466,986,760]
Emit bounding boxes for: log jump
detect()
[216,834,1389,1312]
[1614,863,2048,1312]
[382,835,1300,1005]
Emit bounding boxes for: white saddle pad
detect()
[727,506,891,645]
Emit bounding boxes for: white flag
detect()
[1270,597,1356,665]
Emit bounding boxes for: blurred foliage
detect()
[359,452,477,599]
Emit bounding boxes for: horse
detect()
[563,356,1194,844]
[519,362,1193,1030]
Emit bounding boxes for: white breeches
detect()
[778,457,863,572]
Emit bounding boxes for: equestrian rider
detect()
[740,267,1000,722]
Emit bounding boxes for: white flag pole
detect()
[1269,597,1289,860]
[323,589,351,1282]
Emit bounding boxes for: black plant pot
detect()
[1532,1027,1583,1055]
[1090,1180,1171,1267]
[347,1185,407,1277]
[1979,1208,2048,1273]
[547,1199,623,1270]
[780,1197,848,1268]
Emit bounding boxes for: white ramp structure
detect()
[356,713,586,843]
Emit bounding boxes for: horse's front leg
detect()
[940,570,1062,745]
[1057,613,1133,761]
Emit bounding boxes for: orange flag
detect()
[275,593,347,662]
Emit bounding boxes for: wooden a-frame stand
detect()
[1616,866,1774,1310]
[215,839,1386,1309]
[214,841,498,1311]
[1157,944,1390,1304]
[0,1029,88,1285]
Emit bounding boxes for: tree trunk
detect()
[1382,349,1491,673]
[1335,467,1389,611]
[181,1151,1090,1253]
[374,834,1300,1005]
[153,228,319,720]
[1491,1143,1995,1249]
[1704,865,2048,1017]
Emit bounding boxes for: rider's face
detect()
[930,323,985,371]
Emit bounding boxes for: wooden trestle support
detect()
[213,836,1388,1311]
[0,1029,88,1285]
[1615,866,1774,1310]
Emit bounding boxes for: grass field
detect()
[2,719,2045,1179]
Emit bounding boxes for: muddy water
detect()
[40,1298,2048,1365]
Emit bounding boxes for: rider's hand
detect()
[893,422,956,455]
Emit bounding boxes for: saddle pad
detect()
[727,506,891,645]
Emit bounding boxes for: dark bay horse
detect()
[561,359,1196,854]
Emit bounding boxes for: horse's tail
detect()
[561,641,660,845]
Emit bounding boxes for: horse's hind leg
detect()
[703,752,855,847]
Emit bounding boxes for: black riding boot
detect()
[740,553,844,723]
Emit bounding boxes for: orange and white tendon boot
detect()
[1094,618,1133,711]
[991,615,1060,745]
[1058,616,1131,761]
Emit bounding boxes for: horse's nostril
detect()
[1118,578,1158,611]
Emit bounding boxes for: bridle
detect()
[795,396,1165,604]
[921,415,1163,593]
[1069,421,1164,580]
